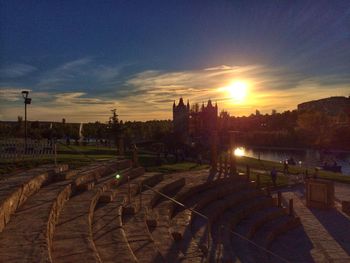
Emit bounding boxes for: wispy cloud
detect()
[54,92,116,105]
[1,61,349,122]
[0,88,31,102]
[0,64,37,78]
[38,58,92,87]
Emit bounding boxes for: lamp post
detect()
[21,91,31,153]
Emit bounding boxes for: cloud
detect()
[0,64,37,78]
[38,58,92,87]
[54,92,116,105]
[36,58,123,90]
[0,88,31,101]
[1,62,349,122]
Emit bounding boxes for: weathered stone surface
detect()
[52,165,138,263]
[0,164,68,233]
[342,201,350,216]
[0,180,72,262]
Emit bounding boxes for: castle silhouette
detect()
[173,98,218,145]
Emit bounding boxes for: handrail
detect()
[141,182,290,263]
[143,184,208,220]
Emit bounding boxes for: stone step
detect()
[185,189,262,260]
[230,213,299,263]
[92,171,163,263]
[192,189,260,235]
[93,196,138,263]
[172,179,251,221]
[0,164,69,233]
[0,160,127,263]
[269,226,315,263]
[211,196,273,262]
[148,171,210,263]
[0,180,72,263]
[235,207,286,239]
[123,211,164,263]
[252,215,300,248]
[52,166,141,263]
[169,179,255,261]
[122,175,189,262]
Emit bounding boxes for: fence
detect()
[0,139,56,161]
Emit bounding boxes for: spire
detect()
[187,99,190,110]
[173,100,176,108]
[207,99,212,107]
[215,101,218,108]
[179,97,185,106]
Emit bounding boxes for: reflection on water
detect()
[235,147,350,175]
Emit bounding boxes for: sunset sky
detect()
[0,0,349,122]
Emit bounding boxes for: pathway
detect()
[281,185,350,262]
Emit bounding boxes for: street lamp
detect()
[21,90,31,152]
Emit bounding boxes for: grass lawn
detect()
[146,162,210,174]
[236,156,350,184]
[0,154,117,176]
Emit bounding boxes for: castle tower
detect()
[173,98,190,140]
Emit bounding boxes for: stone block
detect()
[146,217,157,228]
[306,179,334,209]
[123,205,136,215]
[171,231,183,241]
[76,182,95,192]
[342,201,350,216]
[99,193,113,203]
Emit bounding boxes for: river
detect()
[236,147,350,176]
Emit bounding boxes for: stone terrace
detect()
[0,160,348,262]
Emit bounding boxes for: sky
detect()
[0,0,349,122]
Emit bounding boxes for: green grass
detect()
[0,153,117,176]
[57,144,118,155]
[147,162,210,174]
[235,156,350,184]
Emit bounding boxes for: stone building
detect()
[173,98,218,145]
[172,98,190,141]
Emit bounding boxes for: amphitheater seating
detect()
[0,162,314,263]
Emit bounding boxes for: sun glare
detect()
[227,81,248,103]
[234,147,245,157]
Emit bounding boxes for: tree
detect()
[108,109,122,145]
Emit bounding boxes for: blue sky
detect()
[0,0,349,122]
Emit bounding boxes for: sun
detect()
[227,81,248,102]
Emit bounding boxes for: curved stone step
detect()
[52,167,141,263]
[0,160,129,263]
[269,226,315,263]
[236,207,286,239]
[93,197,138,263]
[148,171,210,263]
[211,196,273,262]
[0,164,68,232]
[0,180,72,263]
[121,174,189,263]
[170,179,254,261]
[231,213,300,263]
[187,189,261,260]
[92,172,164,263]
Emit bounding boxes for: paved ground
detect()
[279,181,350,262]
